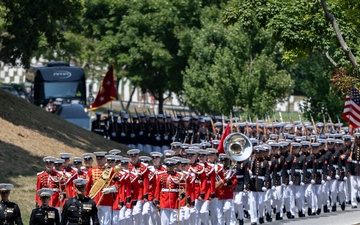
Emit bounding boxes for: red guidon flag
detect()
[91,65,116,110]
[342,87,360,129]
[217,123,230,154]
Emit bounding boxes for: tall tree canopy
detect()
[0,0,83,68]
[184,5,293,117]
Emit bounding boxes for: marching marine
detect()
[30,189,60,225]
[62,179,99,225]
[0,183,23,225]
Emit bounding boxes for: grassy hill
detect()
[0,89,129,224]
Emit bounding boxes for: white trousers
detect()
[283,185,295,215]
[248,191,265,223]
[118,207,132,225]
[294,185,305,213]
[264,189,273,216]
[195,199,210,225]
[209,198,218,225]
[272,186,283,215]
[350,175,360,207]
[233,192,244,220]
[143,201,159,225]
[179,206,191,225]
[338,181,346,204]
[132,200,143,224]
[329,179,338,206]
[98,206,112,225]
[305,184,316,213]
[160,209,178,225]
[217,199,234,225]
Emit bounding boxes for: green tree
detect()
[184,6,293,117]
[0,0,83,68]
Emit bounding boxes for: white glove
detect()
[335,175,340,180]
[289,181,293,186]
[311,179,315,184]
[300,182,304,186]
[272,186,276,190]
[327,176,331,181]
[102,186,117,194]
[262,187,267,192]
[321,180,325,185]
[344,177,348,181]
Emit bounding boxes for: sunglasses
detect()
[129,154,138,157]
[152,156,160,159]
[74,162,82,164]
[107,160,116,162]
[96,157,105,160]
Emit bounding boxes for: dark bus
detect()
[28,62,86,106]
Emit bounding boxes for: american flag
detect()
[342,87,360,128]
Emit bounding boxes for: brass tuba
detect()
[223,132,252,162]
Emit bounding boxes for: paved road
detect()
[240,204,360,225]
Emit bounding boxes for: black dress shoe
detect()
[307,208,312,216]
[332,205,337,212]
[276,212,283,220]
[266,212,272,222]
[341,202,346,211]
[298,211,305,217]
[357,197,360,202]
[259,217,264,224]
[287,212,295,219]
[239,219,244,225]
[348,201,352,205]
[352,205,358,209]
[310,212,317,216]
[323,205,330,213]
[251,223,258,225]
[244,210,249,218]
[317,208,321,215]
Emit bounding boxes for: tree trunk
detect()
[320,0,359,76]
[158,94,164,114]
[125,86,136,112]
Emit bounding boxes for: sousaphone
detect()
[223,132,252,162]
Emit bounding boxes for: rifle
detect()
[210,117,216,140]
[298,113,305,136]
[310,113,318,136]
[279,112,283,123]
[327,113,335,131]
[323,114,328,134]
[256,116,259,139]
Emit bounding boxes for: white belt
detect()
[276,171,282,176]
[333,165,339,168]
[351,160,360,164]
[93,129,104,132]
[294,169,302,173]
[286,169,291,174]
[316,169,323,173]
[342,166,346,170]
[51,188,60,192]
[251,176,265,180]
[161,188,179,192]
[236,175,244,178]
[194,180,200,184]
[138,179,143,183]
[307,169,313,172]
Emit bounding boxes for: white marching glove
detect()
[344,177,348,181]
[262,187,267,192]
[321,180,326,185]
[311,179,315,184]
[326,176,331,181]
[102,186,117,194]
[272,186,276,190]
[300,182,305,186]
[335,175,340,180]
[289,181,293,186]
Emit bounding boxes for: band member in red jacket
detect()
[36,156,65,212]
[154,158,187,225]
[217,154,237,225]
[85,152,119,225]
[66,157,87,199]
[127,149,150,224]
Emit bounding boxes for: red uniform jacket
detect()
[188,163,207,200]
[85,165,117,206]
[67,169,87,198]
[179,171,196,207]
[154,171,186,209]
[36,170,65,207]
[114,170,132,210]
[128,162,150,200]
[218,168,237,200]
